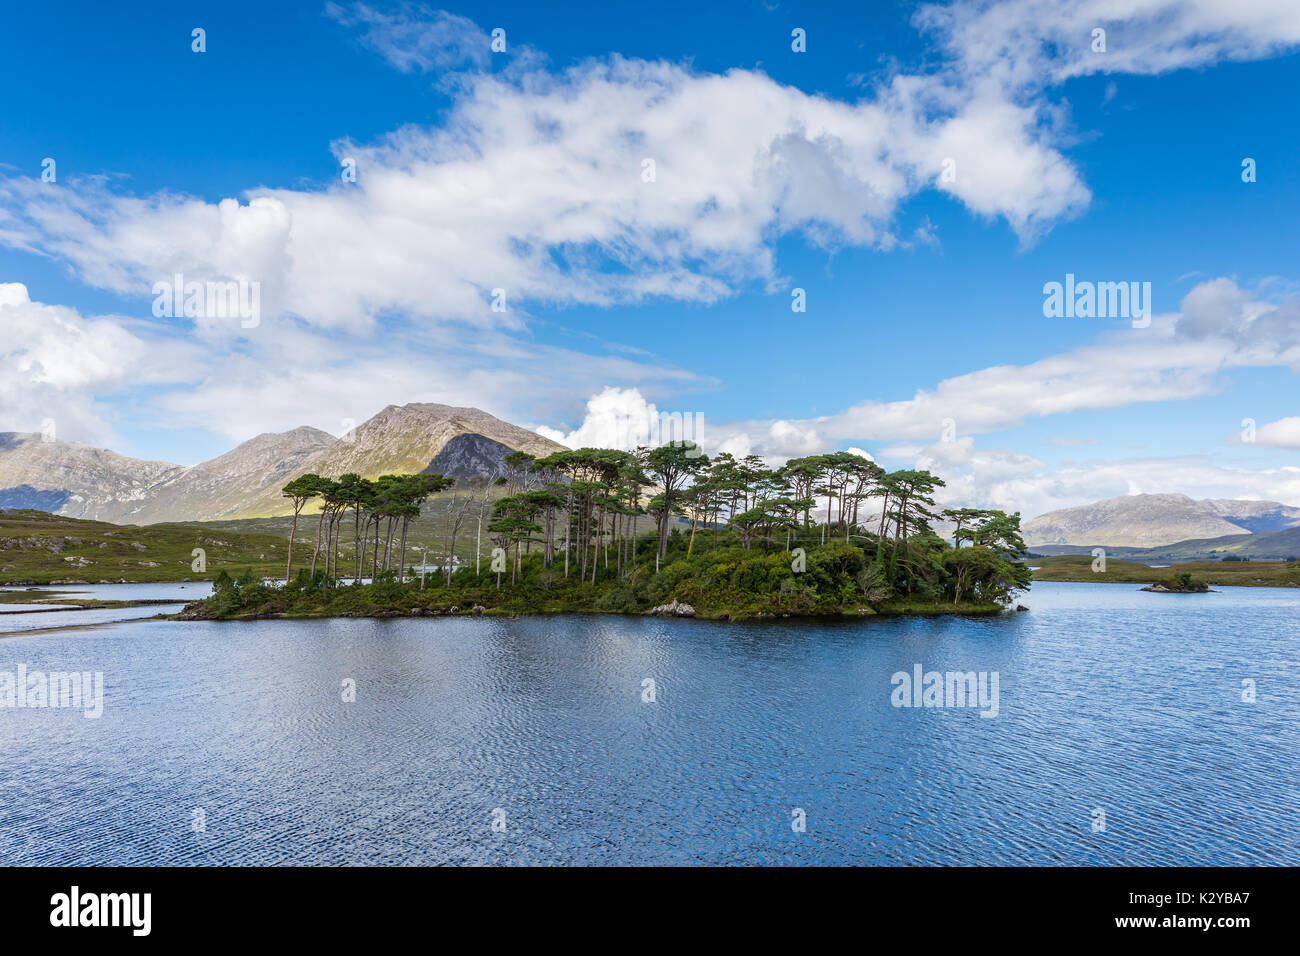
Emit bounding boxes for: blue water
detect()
[0,581,1296,865]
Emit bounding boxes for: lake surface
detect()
[0,582,211,634]
[1,581,1296,865]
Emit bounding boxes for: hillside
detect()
[1125,524,1300,562]
[230,404,566,517]
[425,432,518,483]
[0,433,181,521]
[1023,493,1300,548]
[1201,498,1300,533]
[1029,554,1300,587]
[1027,524,1300,562]
[109,426,336,524]
[0,509,290,585]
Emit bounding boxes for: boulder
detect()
[648,599,696,618]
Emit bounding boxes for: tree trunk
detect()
[353,507,362,583]
[286,506,300,583]
[310,506,325,578]
[398,517,409,580]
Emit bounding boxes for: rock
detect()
[1141,581,1213,593]
[648,599,696,618]
[1015,604,1029,612]
[471,604,487,615]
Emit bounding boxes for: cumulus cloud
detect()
[1176,277,1300,354]
[853,426,1300,519]
[0,283,193,443]
[534,386,696,450]
[1251,417,1300,450]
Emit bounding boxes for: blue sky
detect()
[2,0,1299,518]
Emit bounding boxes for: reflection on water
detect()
[0,582,1295,865]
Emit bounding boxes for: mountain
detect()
[108,426,336,524]
[0,433,182,521]
[1200,499,1300,533]
[230,404,566,517]
[425,432,517,483]
[1023,493,1300,548]
[0,404,567,524]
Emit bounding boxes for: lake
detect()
[1,581,1296,865]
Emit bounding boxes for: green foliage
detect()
[942,545,1029,604]
[184,454,1035,620]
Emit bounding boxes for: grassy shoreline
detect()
[174,582,1008,622]
[1028,555,1300,587]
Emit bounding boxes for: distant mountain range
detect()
[0,403,566,524]
[1023,493,1300,559]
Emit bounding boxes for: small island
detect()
[178,447,1033,622]
[1141,572,1214,593]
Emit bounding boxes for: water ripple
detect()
[0,582,1295,865]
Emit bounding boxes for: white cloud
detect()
[545,382,1300,516]
[325,2,490,73]
[6,4,1297,334]
[0,22,1103,329]
[948,454,1300,519]
[0,285,705,454]
[707,279,1300,455]
[918,0,1300,86]
[0,283,193,444]
[535,386,676,450]
[1253,417,1300,449]
[861,426,1300,518]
